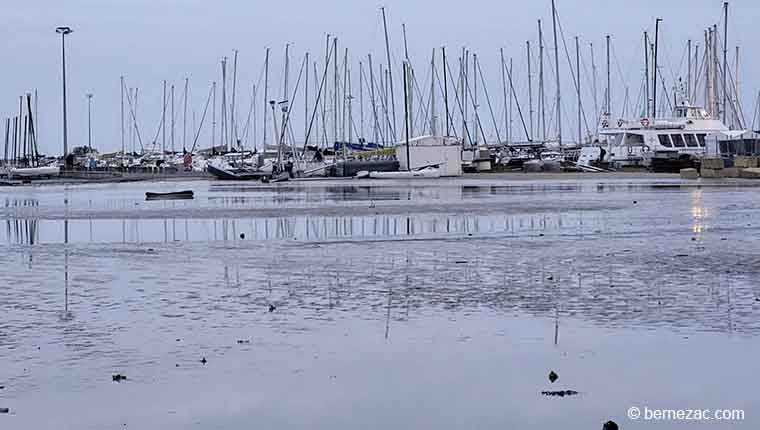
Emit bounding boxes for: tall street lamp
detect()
[56,26,73,160]
[86,93,93,152]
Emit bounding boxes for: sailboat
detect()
[2,93,59,179]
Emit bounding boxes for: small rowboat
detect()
[145,190,195,201]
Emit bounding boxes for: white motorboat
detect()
[598,104,731,168]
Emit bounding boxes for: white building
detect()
[395,135,463,177]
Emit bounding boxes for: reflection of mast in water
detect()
[5,218,39,245]
[63,219,72,319]
[384,285,392,340]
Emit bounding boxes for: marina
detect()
[2,0,760,428]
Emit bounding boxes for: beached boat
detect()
[366,166,441,179]
[145,190,194,200]
[7,166,60,178]
[207,164,269,181]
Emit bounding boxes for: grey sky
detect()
[1,0,754,155]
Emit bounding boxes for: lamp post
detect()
[56,26,73,160]
[86,93,93,152]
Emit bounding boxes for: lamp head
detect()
[56,26,73,35]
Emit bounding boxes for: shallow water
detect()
[1,176,759,429]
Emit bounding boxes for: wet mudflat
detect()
[1,174,760,429]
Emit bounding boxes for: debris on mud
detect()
[541,390,578,397]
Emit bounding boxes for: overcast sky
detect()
[1,0,754,155]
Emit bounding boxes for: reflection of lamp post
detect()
[56,26,73,159]
[86,93,93,152]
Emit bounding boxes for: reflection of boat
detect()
[7,166,60,178]
[207,164,268,181]
[145,190,194,201]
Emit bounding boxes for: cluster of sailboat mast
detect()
[1,1,752,168]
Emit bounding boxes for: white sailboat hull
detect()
[368,167,441,179]
[8,166,60,178]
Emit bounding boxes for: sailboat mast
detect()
[403,62,411,171]
[120,76,125,156]
[283,45,290,151]
[342,47,348,143]
[283,44,289,102]
[575,36,581,145]
[359,60,364,140]
[712,25,718,117]
[369,53,378,143]
[348,70,353,147]
[442,48,450,136]
[606,35,611,116]
[171,84,175,152]
[538,20,546,141]
[527,41,533,141]
[735,46,740,128]
[644,32,649,117]
[305,52,309,148]
[221,57,227,150]
[263,48,270,149]
[590,42,598,132]
[333,37,338,145]
[652,18,662,120]
[509,57,513,144]
[402,23,412,138]
[381,7,397,140]
[500,48,508,144]
[34,89,38,150]
[473,53,478,144]
[687,39,692,102]
[231,49,239,150]
[162,80,166,153]
[323,36,329,148]
[722,1,728,123]
[184,77,189,151]
[551,0,562,145]
[211,82,216,151]
[461,49,466,143]
[430,49,436,136]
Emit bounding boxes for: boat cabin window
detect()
[684,134,699,148]
[625,134,644,145]
[610,134,624,146]
[674,106,703,119]
[696,134,706,147]
[658,134,673,147]
[671,134,686,148]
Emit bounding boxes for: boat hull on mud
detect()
[207,164,268,181]
[6,166,60,178]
